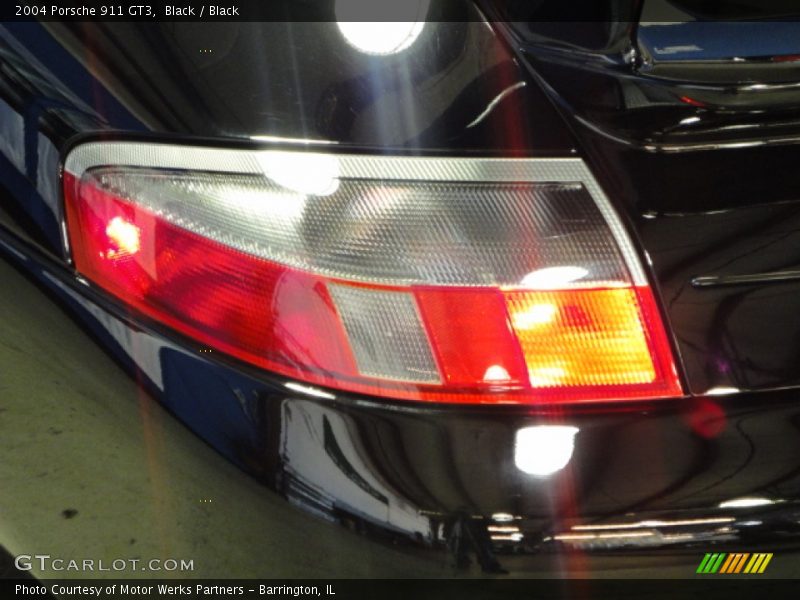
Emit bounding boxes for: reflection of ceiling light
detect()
[285,382,336,400]
[335,0,429,55]
[105,216,140,259]
[510,303,557,329]
[705,386,740,396]
[514,426,579,477]
[490,533,524,542]
[555,531,654,541]
[491,513,515,523]
[482,365,511,383]
[337,21,425,55]
[572,517,734,531]
[520,266,589,289]
[487,525,519,533]
[250,135,337,146]
[719,497,776,509]
[258,152,340,196]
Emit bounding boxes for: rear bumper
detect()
[1,227,799,578]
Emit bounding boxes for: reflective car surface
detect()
[2,0,800,581]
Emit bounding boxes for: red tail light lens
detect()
[63,143,682,404]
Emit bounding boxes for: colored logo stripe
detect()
[697,553,773,574]
[720,553,749,573]
[697,553,726,573]
[744,553,773,574]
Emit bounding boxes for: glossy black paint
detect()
[43,16,573,151]
[2,2,800,577]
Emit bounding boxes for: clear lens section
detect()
[329,284,440,383]
[84,168,631,288]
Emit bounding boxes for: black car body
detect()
[2,0,800,581]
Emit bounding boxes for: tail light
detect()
[63,142,682,404]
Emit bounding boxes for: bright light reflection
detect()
[511,303,557,330]
[250,135,337,146]
[555,531,654,541]
[487,525,519,533]
[258,152,340,196]
[337,21,425,55]
[335,0,429,55]
[705,386,740,396]
[491,513,515,523]
[482,365,511,383]
[514,425,579,477]
[285,382,336,400]
[718,497,776,509]
[335,0,430,56]
[490,533,523,542]
[105,216,140,259]
[520,266,589,289]
[571,517,735,531]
